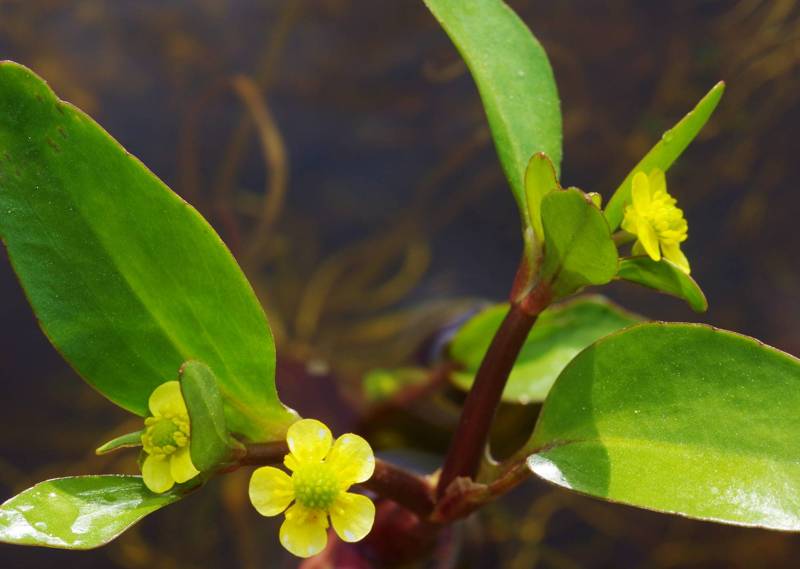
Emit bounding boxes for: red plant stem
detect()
[361,460,435,519]
[240,442,435,519]
[436,302,538,498]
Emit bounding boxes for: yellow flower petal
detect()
[142,454,174,493]
[631,171,651,211]
[287,419,332,464]
[648,168,666,196]
[148,381,187,417]
[662,241,691,274]
[279,504,329,558]
[636,220,661,261]
[330,492,375,543]
[327,434,375,487]
[284,453,300,472]
[170,446,199,484]
[249,466,295,517]
[631,240,646,257]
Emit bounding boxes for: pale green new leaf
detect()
[524,152,560,243]
[540,189,618,298]
[180,360,242,472]
[450,296,641,403]
[0,476,180,549]
[0,61,296,441]
[528,323,800,530]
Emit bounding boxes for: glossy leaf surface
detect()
[617,256,707,312]
[0,476,180,549]
[451,297,641,403]
[180,360,241,472]
[0,62,295,441]
[540,189,618,298]
[604,82,725,230]
[423,0,562,219]
[528,323,800,530]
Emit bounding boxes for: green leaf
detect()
[179,360,242,472]
[0,476,180,549]
[423,0,562,220]
[524,152,560,244]
[617,256,708,312]
[95,430,144,456]
[450,296,641,403]
[540,188,618,298]
[363,367,429,403]
[527,323,800,530]
[0,61,296,441]
[604,82,725,230]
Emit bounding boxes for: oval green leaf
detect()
[528,323,800,530]
[617,256,708,312]
[423,0,562,220]
[0,61,296,441]
[0,476,181,549]
[604,82,725,230]
[450,296,641,403]
[540,188,618,299]
[180,360,243,472]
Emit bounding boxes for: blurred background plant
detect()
[0,1,798,567]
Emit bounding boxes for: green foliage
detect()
[450,296,641,403]
[0,61,295,441]
[604,82,725,230]
[363,367,429,402]
[179,360,243,472]
[95,430,143,455]
[540,189,618,298]
[524,152,559,245]
[423,0,562,221]
[617,257,707,312]
[0,476,180,549]
[528,323,800,530]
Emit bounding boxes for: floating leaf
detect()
[450,296,641,403]
[0,476,180,549]
[617,256,707,312]
[540,189,618,298]
[604,82,725,230]
[423,0,562,221]
[180,360,242,472]
[0,61,296,441]
[528,323,800,530]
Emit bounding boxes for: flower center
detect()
[142,414,189,456]
[637,191,688,245]
[292,462,340,510]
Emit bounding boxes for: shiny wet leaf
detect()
[528,323,800,530]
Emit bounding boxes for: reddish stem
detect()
[436,301,540,498]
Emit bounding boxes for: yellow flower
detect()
[621,168,690,273]
[140,381,200,493]
[248,418,376,558]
